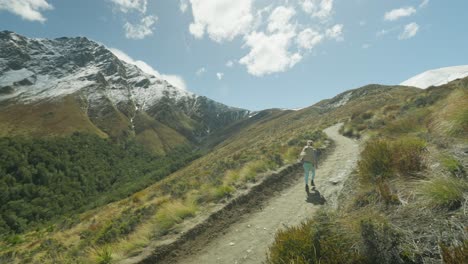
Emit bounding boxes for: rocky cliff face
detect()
[0,31,250,151]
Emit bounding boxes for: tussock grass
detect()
[357,137,426,205]
[358,137,426,183]
[441,155,465,177]
[391,137,426,175]
[358,139,394,182]
[281,146,301,164]
[267,209,406,264]
[417,177,467,209]
[154,200,197,232]
[429,88,468,137]
[267,210,363,264]
[88,246,113,264]
[440,240,468,264]
[239,160,271,182]
[382,108,429,136]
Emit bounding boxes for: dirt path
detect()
[173,123,360,264]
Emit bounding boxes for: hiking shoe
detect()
[311,180,315,187]
[305,184,309,192]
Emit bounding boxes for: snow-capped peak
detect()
[400,65,468,89]
[0,30,192,108]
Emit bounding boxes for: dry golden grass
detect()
[429,88,468,137]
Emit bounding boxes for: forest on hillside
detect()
[0,133,199,235]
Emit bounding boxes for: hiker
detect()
[299,140,318,192]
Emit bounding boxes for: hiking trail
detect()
[170,123,360,264]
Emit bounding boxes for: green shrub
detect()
[339,124,361,139]
[417,177,467,209]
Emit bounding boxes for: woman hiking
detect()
[299,140,318,192]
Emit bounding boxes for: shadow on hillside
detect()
[306,188,326,205]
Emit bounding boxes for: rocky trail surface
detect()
[166,123,360,264]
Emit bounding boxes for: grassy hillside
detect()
[0,96,107,138]
[0,83,425,263]
[267,79,468,263]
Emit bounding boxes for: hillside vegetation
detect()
[0,133,199,236]
[0,83,422,263]
[267,78,468,263]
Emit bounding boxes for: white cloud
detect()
[239,5,302,76]
[226,60,234,67]
[239,31,301,76]
[216,72,224,80]
[179,0,188,13]
[296,28,323,50]
[109,48,187,90]
[399,22,419,40]
[109,0,147,13]
[123,15,158,39]
[362,43,371,49]
[0,0,53,23]
[384,7,416,21]
[300,0,333,20]
[267,6,296,33]
[196,67,206,76]
[325,24,343,41]
[189,22,204,38]
[419,0,429,8]
[188,0,254,42]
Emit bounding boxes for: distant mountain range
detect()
[401,65,468,89]
[0,31,249,153]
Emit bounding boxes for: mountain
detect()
[0,31,249,153]
[400,65,468,89]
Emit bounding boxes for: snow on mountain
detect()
[0,30,192,109]
[0,31,250,141]
[400,65,468,89]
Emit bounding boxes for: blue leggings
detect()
[303,162,315,185]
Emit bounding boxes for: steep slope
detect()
[0,81,425,263]
[400,65,468,89]
[267,78,468,264]
[0,31,249,153]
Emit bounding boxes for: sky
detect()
[1,0,468,111]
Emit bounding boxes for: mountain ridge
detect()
[0,31,250,153]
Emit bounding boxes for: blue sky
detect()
[1,0,467,110]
